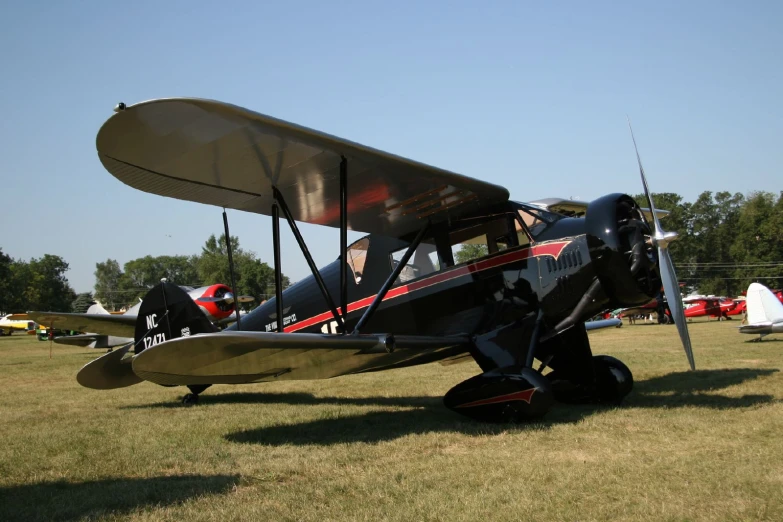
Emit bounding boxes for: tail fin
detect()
[746,283,783,325]
[134,282,218,354]
[86,303,110,315]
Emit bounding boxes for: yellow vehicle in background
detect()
[0,314,36,336]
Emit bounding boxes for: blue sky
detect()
[1,1,780,293]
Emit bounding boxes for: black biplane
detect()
[79,98,694,422]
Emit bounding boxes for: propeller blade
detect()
[628,118,666,239]
[628,118,695,370]
[659,248,695,371]
[237,296,255,303]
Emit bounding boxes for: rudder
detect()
[134,282,218,354]
[746,283,783,325]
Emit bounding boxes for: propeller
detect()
[628,120,696,371]
[197,292,255,305]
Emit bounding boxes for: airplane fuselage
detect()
[219,196,656,381]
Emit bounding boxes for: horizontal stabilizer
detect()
[28,312,136,338]
[77,344,142,390]
[739,323,772,335]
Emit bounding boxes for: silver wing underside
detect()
[131,331,471,386]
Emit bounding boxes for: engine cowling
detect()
[585,193,661,307]
[193,284,235,321]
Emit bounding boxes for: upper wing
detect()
[529,197,669,221]
[97,98,509,238]
[27,312,136,338]
[5,313,29,321]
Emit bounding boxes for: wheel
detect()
[443,367,554,422]
[546,355,633,404]
[182,393,199,406]
[592,355,633,404]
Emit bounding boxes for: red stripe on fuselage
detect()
[285,240,572,333]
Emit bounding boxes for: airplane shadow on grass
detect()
[0,474,239,522]
[215,368,779,446]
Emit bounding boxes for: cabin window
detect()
[390,241,440,285]
[347,237,370,284]
[448,216,521,265]
[451,235,489,264]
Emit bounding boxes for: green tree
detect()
[94,259,124,311]
[71,292,95,313]
[0,249,12,313]
[730,191,783,290]
[633,192,693,271]
[5,259,32,312]
[23,255,76,311]
[634,191,746,296]
[197,234,288,303]
[454,243,488,264]
[117,255,201,305]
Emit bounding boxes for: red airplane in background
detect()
[727,289,783,318]
[726,299,746,317]
[682,296,737,320]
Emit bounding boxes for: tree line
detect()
[93,234,290,311]
[0,250,76,314]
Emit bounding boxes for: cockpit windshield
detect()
[346,236,370,284]
[513,203,562,240]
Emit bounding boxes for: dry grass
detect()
[1,319,782,521]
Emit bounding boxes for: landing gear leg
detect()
[182,384,211,406]
[447,316,555,422]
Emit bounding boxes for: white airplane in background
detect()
[739,283,783,341]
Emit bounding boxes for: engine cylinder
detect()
[585,194,661,307]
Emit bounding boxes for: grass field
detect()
[1,320,782,521]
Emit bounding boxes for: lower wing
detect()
[131,331,471,386]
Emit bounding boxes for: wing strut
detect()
[222,209,242,330]
[273,187,345,332]
[352,222,431,335]
[339,156,348,333]
[272,202,284,332]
